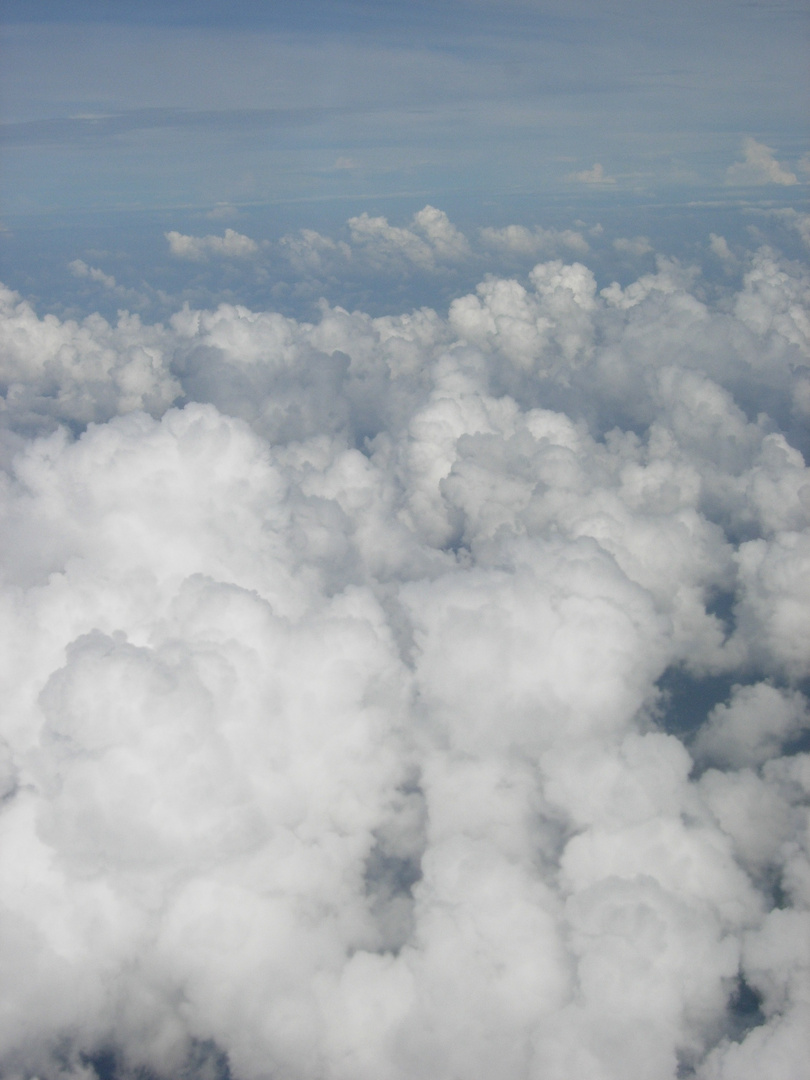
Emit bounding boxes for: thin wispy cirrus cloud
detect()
[1,3,809,1080]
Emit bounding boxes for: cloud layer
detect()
[0,217,809,1080]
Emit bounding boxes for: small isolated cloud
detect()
[165,228,259,261]
[334,156,361,170]
[569,162,615,184]
[612,236,653,257]
[480,224,589,257]
[68,259,117,290]
[726,138,798,187]
[709,233,735,262]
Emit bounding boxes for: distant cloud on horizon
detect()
[568,162,616,184]
[726,137,799,187]
[166,228,260,261]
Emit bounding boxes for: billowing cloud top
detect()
[1,209,809,1080]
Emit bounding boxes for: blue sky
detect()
[1,0,808,325]
[2,0,808,218]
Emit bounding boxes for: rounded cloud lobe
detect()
[0,228,809,1080]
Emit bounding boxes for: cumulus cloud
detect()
[166,228,260,260]
[569,162,616,184]
[68,259,117,290]
[67,260,153,311]
[155,207,670,306]
[694,683,810,768]
[247,206,479,289]
[767,208,810,250]
[726,138,798,187]
[278,228,353,274]
[0,284,180,440]
[347,205,471,270]
[709,234,735,263]
[1,211,810,1080]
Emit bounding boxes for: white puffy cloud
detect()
[569,162,616,184]
[166,228,260,261]
[279,228,352,273]
[726,138,798,187]
[1,212,809,1079]
[411,205,471,262]
[270,206,474,286]
[733,531,810,680]
[448,260,598,373]
[0,284,180,440]
[694,683,810,768]
[347,205,471,270]
[709,234,736,266]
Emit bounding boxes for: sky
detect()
[1,0,808,218]
[1,3,810,1080]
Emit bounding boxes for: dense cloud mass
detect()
[1,213,809,1080]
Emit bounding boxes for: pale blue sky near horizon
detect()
[1,0,808,221]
